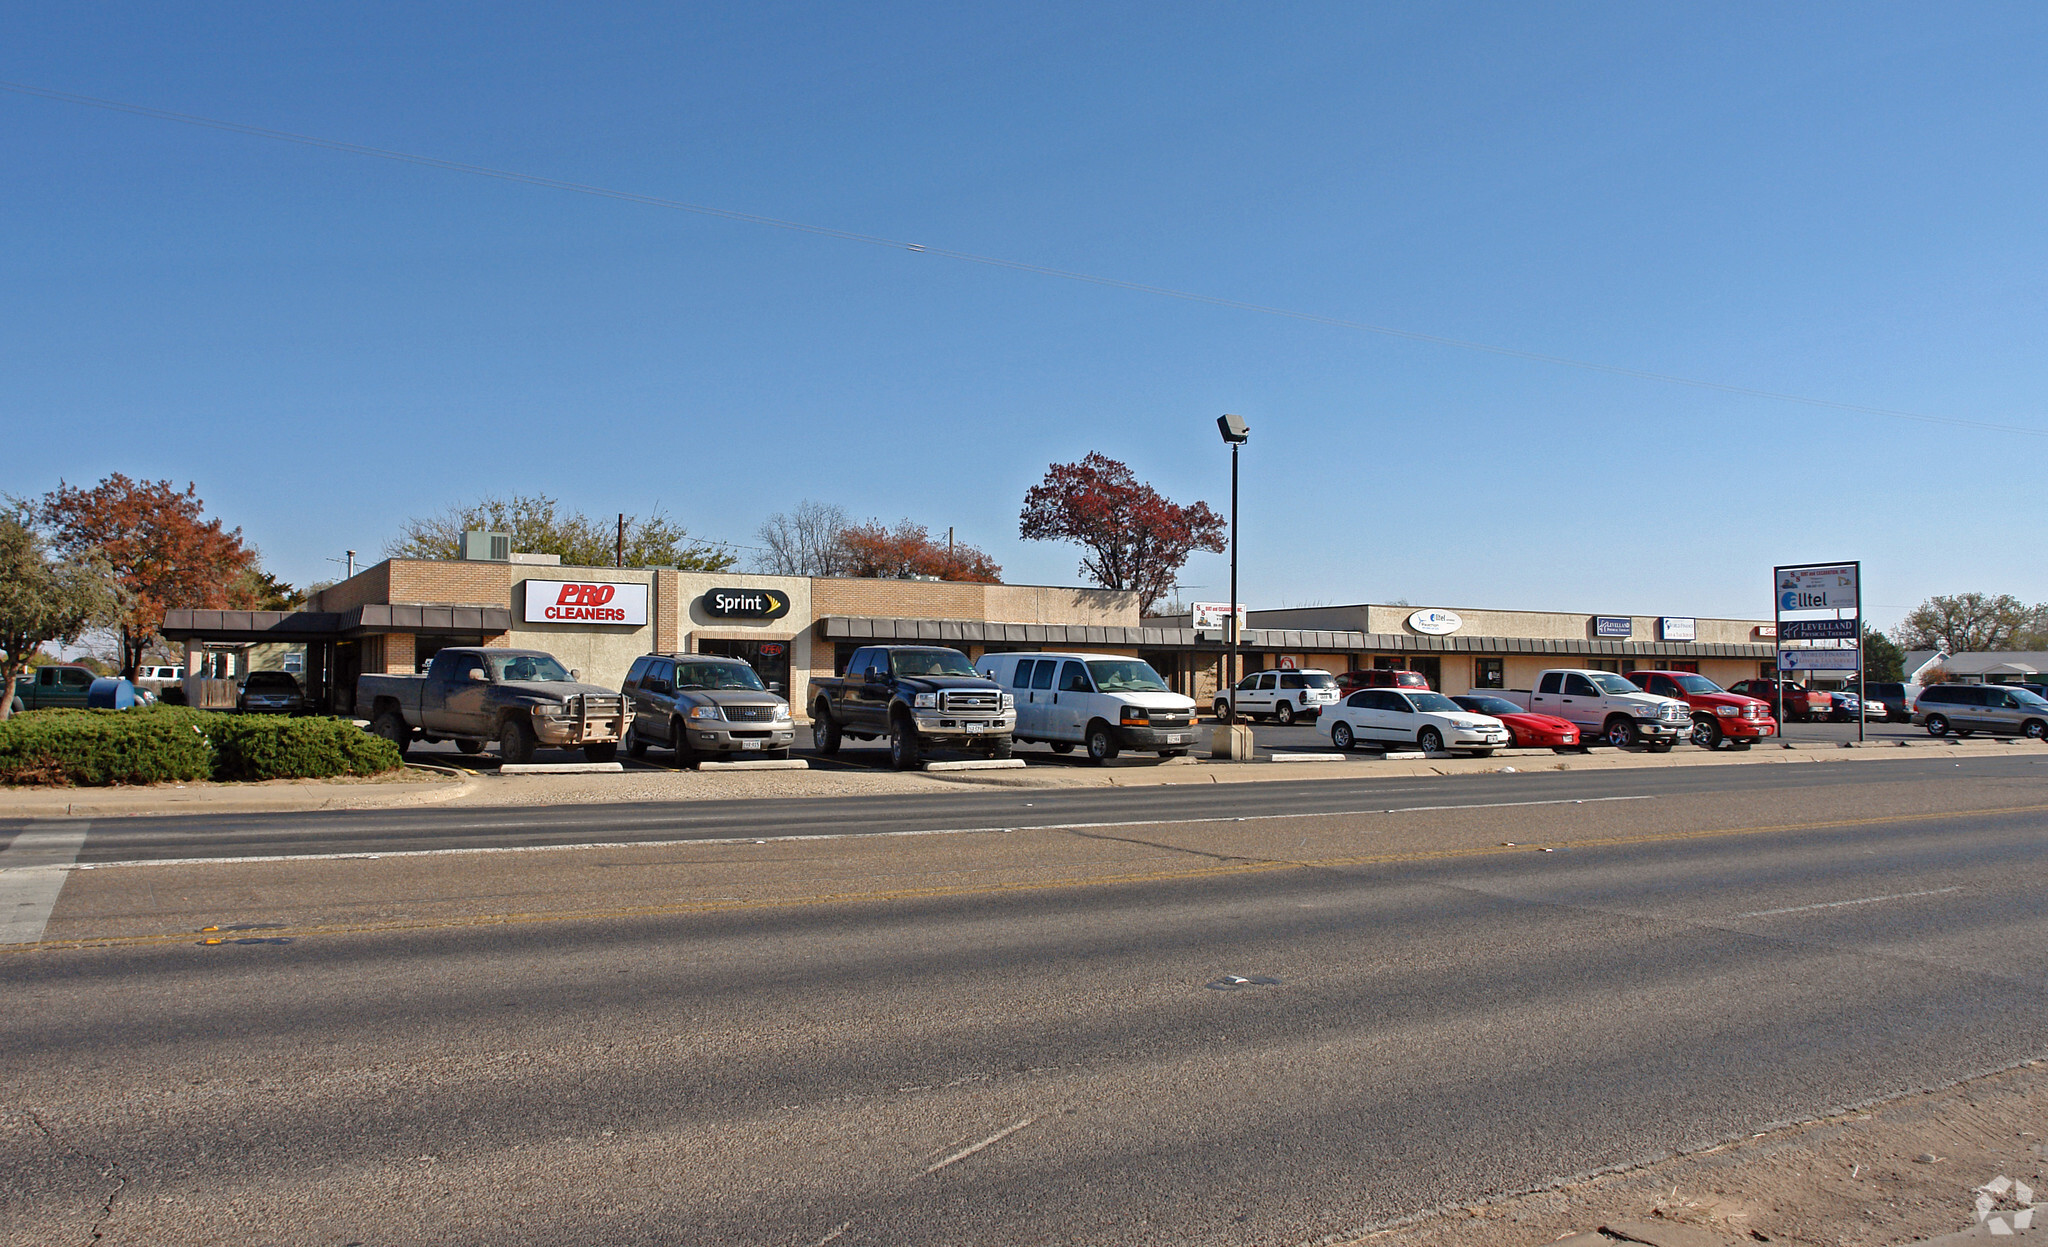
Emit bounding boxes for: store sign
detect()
[1754,625,1778,639]
[1406,609,1463,636]
[1594,616,1633,638]
[1191,602,1247,633]
[1780,618,1857,641]
[702,587,791,620]
[1779,648,1860,671]
[1776,563,1858,612]
[1659,617,1696,642]
[524,580,648,626]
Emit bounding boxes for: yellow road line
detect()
[13,800,2046,954]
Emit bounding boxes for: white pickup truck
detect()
[1493,669,1693,751]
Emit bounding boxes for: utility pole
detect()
[616,514,625,568]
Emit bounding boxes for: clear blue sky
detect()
[6,3,2045,629]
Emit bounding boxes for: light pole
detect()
[1217,414,1249,697]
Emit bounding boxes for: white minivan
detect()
[977,652,1201,762]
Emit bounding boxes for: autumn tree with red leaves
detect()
[1018,453,1225,613]
[839,519,1002,583]
[36,475,257,678]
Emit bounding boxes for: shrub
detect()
[0,706,403,786]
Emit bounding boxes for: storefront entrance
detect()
[697,638,791,695]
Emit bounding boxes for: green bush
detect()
[0,706,403,786]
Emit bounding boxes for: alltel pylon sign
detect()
[523,580,650,626]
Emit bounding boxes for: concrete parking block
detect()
[1269,752,1349,763]
[698,759,810,771]
[497,762,626,775]
[922,758,1028,772]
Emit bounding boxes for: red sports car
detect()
[1451,694,1582,751]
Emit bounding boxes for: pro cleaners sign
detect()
[523,580,649,625]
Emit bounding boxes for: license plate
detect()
[964,723,984,733]
[1166,734,1185,744]
[741,740,762,750]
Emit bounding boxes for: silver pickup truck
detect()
[358,647,632,763]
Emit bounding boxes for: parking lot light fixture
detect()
[1216,414,1248,694]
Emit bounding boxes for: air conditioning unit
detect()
[461,530,511,562]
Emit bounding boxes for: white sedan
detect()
[1323,688,1512,756]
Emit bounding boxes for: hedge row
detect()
[0,706,404,786]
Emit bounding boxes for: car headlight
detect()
[686,704,725,722]
[1000,693,1015,711]
[1715,705,1738,716]
[912,692,938,709]
[771,703,792,721]
[1119,704,1149,725]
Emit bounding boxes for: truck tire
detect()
[627,728,648,760]
[1213,699,1233,723]
[455,738,485,755]
[1085,722,1120,763]
[1274,701,1295,726]
[889,714,923,771]
[371,709,411,758]
[670,719,698,768]
[1691,716,1723,750]
[498,717,536,765]
[1604,716,1639,749]
[984,735,1013,759]
[813,703,843,755]
[583,742,618,764]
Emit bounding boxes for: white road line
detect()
[920,1117,1035,1176]
[1732,886,1964,919]
[0,822,90,944]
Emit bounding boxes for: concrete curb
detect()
[498,762,625,775]
[697,759,810,772]
[1268,752,1350,763]
[922,758,1028,772]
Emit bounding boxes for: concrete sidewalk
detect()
[0,735,2033,819]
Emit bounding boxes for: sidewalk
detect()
[0,735,2031,819]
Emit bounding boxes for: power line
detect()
[5,77,2044,440]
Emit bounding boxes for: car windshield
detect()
[2013,688,2048,709]
[1588,673,1640,695]
[1407,692,1461,713]
[489,654,573,683]
[1458,696,1522,717]
[890,650,978,678]
[1086,660,1169,693]
[247,673,297,689]
[1672,674,1723,694]
[674,662,765,691]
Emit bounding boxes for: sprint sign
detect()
[523,580,649,626]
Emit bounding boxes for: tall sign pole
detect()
[1855,559,1865,744]
[1228,439,1239,695]
[1774,560,1862,741]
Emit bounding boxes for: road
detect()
[4,756,2046,1245]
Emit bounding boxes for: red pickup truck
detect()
[1728,678,1832,724]
[1626,671,1778,749]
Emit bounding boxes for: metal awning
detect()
[163,603,512,642]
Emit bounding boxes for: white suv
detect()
[1214,668,1339,725]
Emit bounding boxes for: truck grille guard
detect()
[939,690,1002,715]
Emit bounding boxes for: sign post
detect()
[1774,561,1863,742]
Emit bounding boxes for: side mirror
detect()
[768,682,785,694]
[570,669,582,681]
[467,668,488,682]
[866,669,888,685]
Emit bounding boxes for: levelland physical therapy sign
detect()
[523,580,649,625]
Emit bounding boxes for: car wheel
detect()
[454,737,485,755]
[1275,702,1295,726]
[583,742,618,764]
[1213,699,1233,723]
[1086,722,1120,764]
[1417,727,1444,754]
[1691,716,1723,750]
[2026,719,2048,740]
[669,719,699,768]
[1605,717,1639,749]
[1049,742,1075,754]
[987,735,1014,759]
[498,717,536,765]
[1925,714,1949,737]
[370,709,411,758]
[889,715,923,771]
[1331,721,1355,750]
[813,703,842,755]
[627,733,648,760]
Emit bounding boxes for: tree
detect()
[0,514,117,719]
[1892,592,2048,654]
[1018,453,1226,613]
[234,566,305,611]
[1861,623,1905,682]
[839,520,1002,582]
[36,475,256,680]
[385,494,733,571]
[754,501,853,576]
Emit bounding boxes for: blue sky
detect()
[5,3,2045,629]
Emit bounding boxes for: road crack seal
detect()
[21,1109,127,1243]
[1064,828,1284,865]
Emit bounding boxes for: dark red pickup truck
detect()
[1727,678,1831,724]
[1625,671,1778,750]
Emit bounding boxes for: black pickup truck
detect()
[809,645,1014,769]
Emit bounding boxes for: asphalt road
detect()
[5,757,2046,1245]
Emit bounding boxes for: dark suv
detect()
[1336,668,1431,695]
[622,653,795,764]
[1865,682,1914,723]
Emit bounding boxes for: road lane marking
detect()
[0,822,89,944]
[62,796,1658,869]
[920,1117,1035,1176]
[1733,886,1964,919]
[12,802,2048,952]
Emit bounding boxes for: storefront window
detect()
[1589,659,1621,673]
[1474,658,1504,689]
[700,638,791,694]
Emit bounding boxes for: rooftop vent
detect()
[461,530,511,562]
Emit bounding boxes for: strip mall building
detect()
[163,555,1778,715]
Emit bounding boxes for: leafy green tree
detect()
[386,494,733,571]
[1892,592,2048,653]
[0,515,117,720]
[1861,624,1904,682]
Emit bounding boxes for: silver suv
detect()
[1913,683,2048,741]
[623,653,795,764]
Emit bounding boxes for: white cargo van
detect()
[976,652,1200,762]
